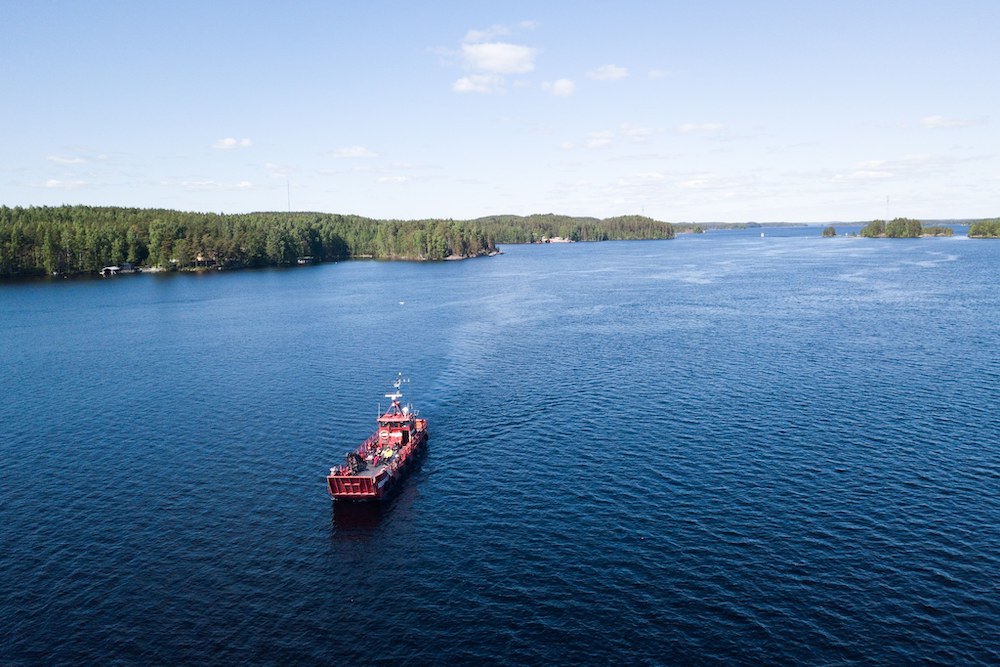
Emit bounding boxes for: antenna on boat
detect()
[385,372,408,403]
[384,374,413,417]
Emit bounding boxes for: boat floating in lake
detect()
[326,376,428,500]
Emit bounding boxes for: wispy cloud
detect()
[464,21,538,44]
[46,151,108,164]
[678,122,725,133]
[454,74,504,94]
[464,24,511,43]
[832,158,902,181]
[543,78,575,96]
[920,115,983,129]
[588,64,628,81]
[831,153,982,183]
[329,146,379,158]
[47,155,87,164]
[833,170,893,181]
[677,173,739,190]
[617,171,668,186]
[265,162,296,178]
[44,179,86,189]
[647,69,670,79]
[377,175,410,184]
[587,131,614,149]
[621,123,654,143]
[679,178,711,189]
[181,179,253,191]
[564,124,654,150]
[212,137,252,150]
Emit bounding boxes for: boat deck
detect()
[349,462,388,478]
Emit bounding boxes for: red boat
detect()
[326,377,428,500]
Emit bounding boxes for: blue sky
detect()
[3,1,998,222]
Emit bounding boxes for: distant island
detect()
[0,206,674,279]
[858,218,954,238]
[673,221,808,234]
[969,219,1000,238]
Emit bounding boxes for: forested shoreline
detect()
[0,206,675,278]
[859,218,954,238]
[968,219,1000,237]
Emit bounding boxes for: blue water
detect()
[2,227,998,664]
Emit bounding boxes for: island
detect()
[0,206,674,279]
[969,219,1000,238]
[859,218,954,238]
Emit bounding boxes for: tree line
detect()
[969,219,1000,237]
[468,213,676,243]
[0,206,675,278]
[859,218,954,238]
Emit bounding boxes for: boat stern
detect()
[327,469,391,501]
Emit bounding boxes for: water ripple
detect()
[2,233,999,664]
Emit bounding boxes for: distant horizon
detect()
[1,201,985,227]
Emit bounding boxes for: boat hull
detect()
[327,428,427,501]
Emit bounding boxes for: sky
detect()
[2,1,998,222]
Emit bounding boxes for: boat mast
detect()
[383,373,410,414]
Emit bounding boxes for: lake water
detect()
[2,227,998,664]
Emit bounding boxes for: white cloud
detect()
[181,180,253,191]
[680,178,712,189]
[587,131,614,149]
[562,126,656,149]
[454,74,505,94]
[330,146,379,158]
[44,179,86,188]
[464,24,511,43]
[832,159,893,181]
[678,122,725,133]
[621,123,654,143]
[465,21,538,43]
[462,42,536,74]
[833,170,893,181]
[920,115,981,129]
[829,153,981,184]
[543,78,575,96]
[617,171,668,186]
[855,159,888,170]
[47,155,86,164]
[671,174,746,191]
[377,175,410,184]
[212,137,252,150]
[588,64,628,80]
[265,162,296,178]
[647,69,670,79]
[448,23,539,94]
